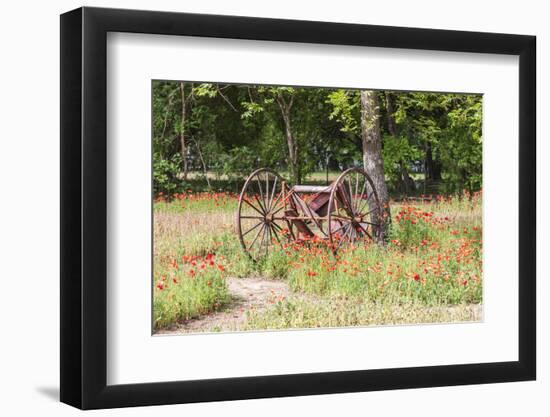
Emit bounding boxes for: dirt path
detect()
[157,277,290,334]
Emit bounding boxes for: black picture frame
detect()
[60,6,536,410]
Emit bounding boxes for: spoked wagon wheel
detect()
[236,168,290,261]
[327,167,383,253]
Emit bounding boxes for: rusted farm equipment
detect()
[236,167,382,260]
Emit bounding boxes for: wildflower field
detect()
[153,189,482,333]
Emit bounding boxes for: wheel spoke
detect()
[261,224,270,255]
[332,222,349,235]
[358,205,379,219]
[334,222,350,237]
[255,226,265,255]
[353,172,360,212]
[356,178,368,214]
[340,181,356,219]
[355,222,373,240]
[270,203,286,217]
[270,224,282,246]
[269,191,284,213]
[255,176,265,210]
[347,179,354,214]
[271,221,283,232]
[359,188,374,213]
[248,223,265,250]
[337,224,352,249]
[242,221,263,237]
[253,194,268,214]
[265,174,270,210]
[268,176,278,211]
[267,224,273,250]
[243,197,265,216]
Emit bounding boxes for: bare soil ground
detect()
[156,277,291,334]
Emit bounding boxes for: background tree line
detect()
[152,81,482,200]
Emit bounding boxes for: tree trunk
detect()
[192,137,211,189]
[282,111,299,183]
[360,91,390,241]
[277,93,300,184]
[425,141,433,180]
[180,82,189,180]
[399,160,415,194]
[424,142,442,181]
[385,92,398,137]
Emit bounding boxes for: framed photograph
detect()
[60,6,536,409]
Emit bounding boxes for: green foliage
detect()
[439,96,483,192]
[218,146,258,181]
[153,153,185,196]
[382,134,421,186]
[240,101,265,120]
[193,83,218,98]
[153,261,230,330]
[326,89,361,135]
[388,208,438,250]
[391,92,483,193]
[152,81,482,197]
